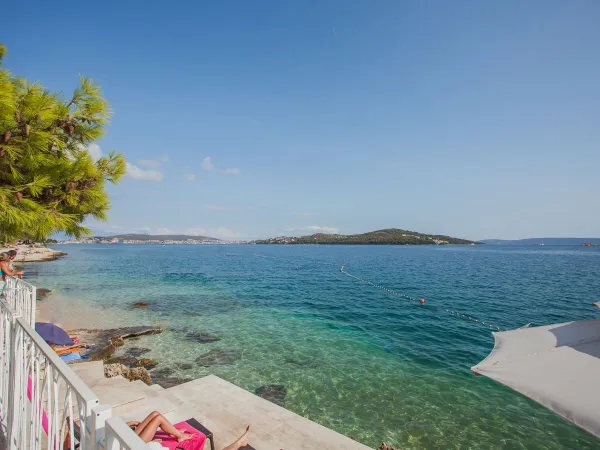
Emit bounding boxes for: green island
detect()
[253,228,477,245]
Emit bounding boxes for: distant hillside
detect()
[254,228,475,245]
[480,238,600,246]
[97,234,218,241]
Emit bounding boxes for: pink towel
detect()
[152,421,206,450]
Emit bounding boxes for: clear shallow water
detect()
[27,244,600,449]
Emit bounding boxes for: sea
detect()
[26,244,600,449]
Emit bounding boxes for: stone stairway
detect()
[72,362,371,450]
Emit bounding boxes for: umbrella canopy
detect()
[472,319,600,438]
[35,322,73,346]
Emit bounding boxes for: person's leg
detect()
[135,412,193,443]
[222,425,251,450]
[133,410,161,433]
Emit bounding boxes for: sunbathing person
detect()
[127,411,251,449]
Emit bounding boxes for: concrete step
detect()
[70,361,105,385]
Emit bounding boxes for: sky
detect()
[3,1,600,240]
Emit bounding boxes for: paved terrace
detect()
[72,362,371,450]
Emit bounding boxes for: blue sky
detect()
[3,1,599,240]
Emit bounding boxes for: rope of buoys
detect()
[340,264,506,331]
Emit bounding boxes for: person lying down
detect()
[64,410,251,450]
[128,411,250,450]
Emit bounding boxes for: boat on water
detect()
[582,242,597,247]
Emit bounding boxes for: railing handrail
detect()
[4,276,36,326]
[105,417,148,450]
[1,281,145,449]
[15,316,99,404]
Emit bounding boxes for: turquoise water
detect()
[27,244,600,449]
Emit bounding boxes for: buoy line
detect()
[340,264,507,331]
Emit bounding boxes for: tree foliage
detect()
[0,45,126,242]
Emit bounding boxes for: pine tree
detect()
[0,44,126,242]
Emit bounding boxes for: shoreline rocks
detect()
[68,326,164,362]
[104,363,152,386]
[36,288,53,300]
[1,244,67,263]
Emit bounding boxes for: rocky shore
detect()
[69,326,165,385]
[0,243,67,262]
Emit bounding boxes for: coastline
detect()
[1,243,67,262]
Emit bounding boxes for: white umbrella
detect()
[472,319,600,438]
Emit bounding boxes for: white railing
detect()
[0,283,145,450]
[104,417,148,450]
[4,276,36,326]
[10,315,99,450]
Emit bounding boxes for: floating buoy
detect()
[420,298,425,304]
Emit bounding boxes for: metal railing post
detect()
[91,404,112,450]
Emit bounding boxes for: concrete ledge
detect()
[167,375,371,450]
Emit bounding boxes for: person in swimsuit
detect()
[63,411,250,450]
[0,252,24,281]
[126,411,250,449]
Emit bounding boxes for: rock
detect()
[125,347,151,357]
[154,377,191,389]
[104,363,152,386]
[105,356,138,367]
[73,326,163,361]
[255,385,287,407]
[185,331,220,343]
[36,288,52,300]
[174,363,193,370]
[127,367,152,386]
[104,363,128,378]
[150,367,175,378]
[284,357,318,368]
[133,301,150,308]
[378,444,399,450]
[195,349,242,367]
[136,358,158,369]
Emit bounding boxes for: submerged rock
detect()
[154,377,191,389]
[150,367,175,378]
[185,331,220,343]
[284,357,318,369]
[125,347,151,357]
[36,288,52,300]
[133,301,150,308]
[255,385,287,407]
[173,363,193,370]
[195,348,242,367]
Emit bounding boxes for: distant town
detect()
[57,229,478,246]
[58,235,249,245]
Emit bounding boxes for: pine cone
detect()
[16,192,23,202]
[0,147,4,157]
[25,124,31,137]
[68,124,75,136]
[66,181,76,192]
[15,111,21,122]
[2,131,11,143]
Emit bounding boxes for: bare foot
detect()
[177,432,194,442]
[223,425,251,450]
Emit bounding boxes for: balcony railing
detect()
[4,276,36,326]
[0,276,146,450]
